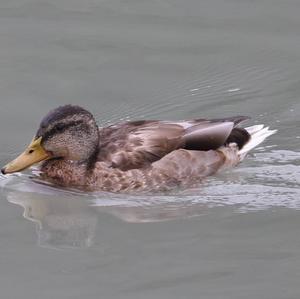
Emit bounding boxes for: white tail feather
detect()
[243,124,264,135]
[238,125,277,158]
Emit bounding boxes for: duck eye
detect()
[55,124,64,132]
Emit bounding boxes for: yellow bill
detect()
[1,137,50,174]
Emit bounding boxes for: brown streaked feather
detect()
[150,149,227,185]
[40,144,241,193]
[97,116,249,171]
[98,121,185,170]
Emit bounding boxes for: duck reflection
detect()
[1,177,208,249]
[6,186,98,249]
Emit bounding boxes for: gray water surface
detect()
[0,0,300,298]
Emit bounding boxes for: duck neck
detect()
[85,144,99,172]
[40,158,87,187]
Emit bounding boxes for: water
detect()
[0,0,300,298]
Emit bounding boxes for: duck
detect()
[1,105,276,193]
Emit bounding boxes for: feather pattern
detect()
[97,116,248,171]
[2,105,276,192]
[29,106,275,192]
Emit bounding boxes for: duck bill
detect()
[1,137,50,174]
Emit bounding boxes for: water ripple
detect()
[0,149,299,219]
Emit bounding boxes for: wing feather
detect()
[97,116,248,170]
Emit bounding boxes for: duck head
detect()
[1,105,99,174]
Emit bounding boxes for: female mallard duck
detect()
[1,105,276,192]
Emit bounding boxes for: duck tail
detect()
[238,125,277,159]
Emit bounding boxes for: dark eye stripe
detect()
[55,123,65,131]
[42,121,84,141]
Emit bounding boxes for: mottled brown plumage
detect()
[2,105,276,193]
